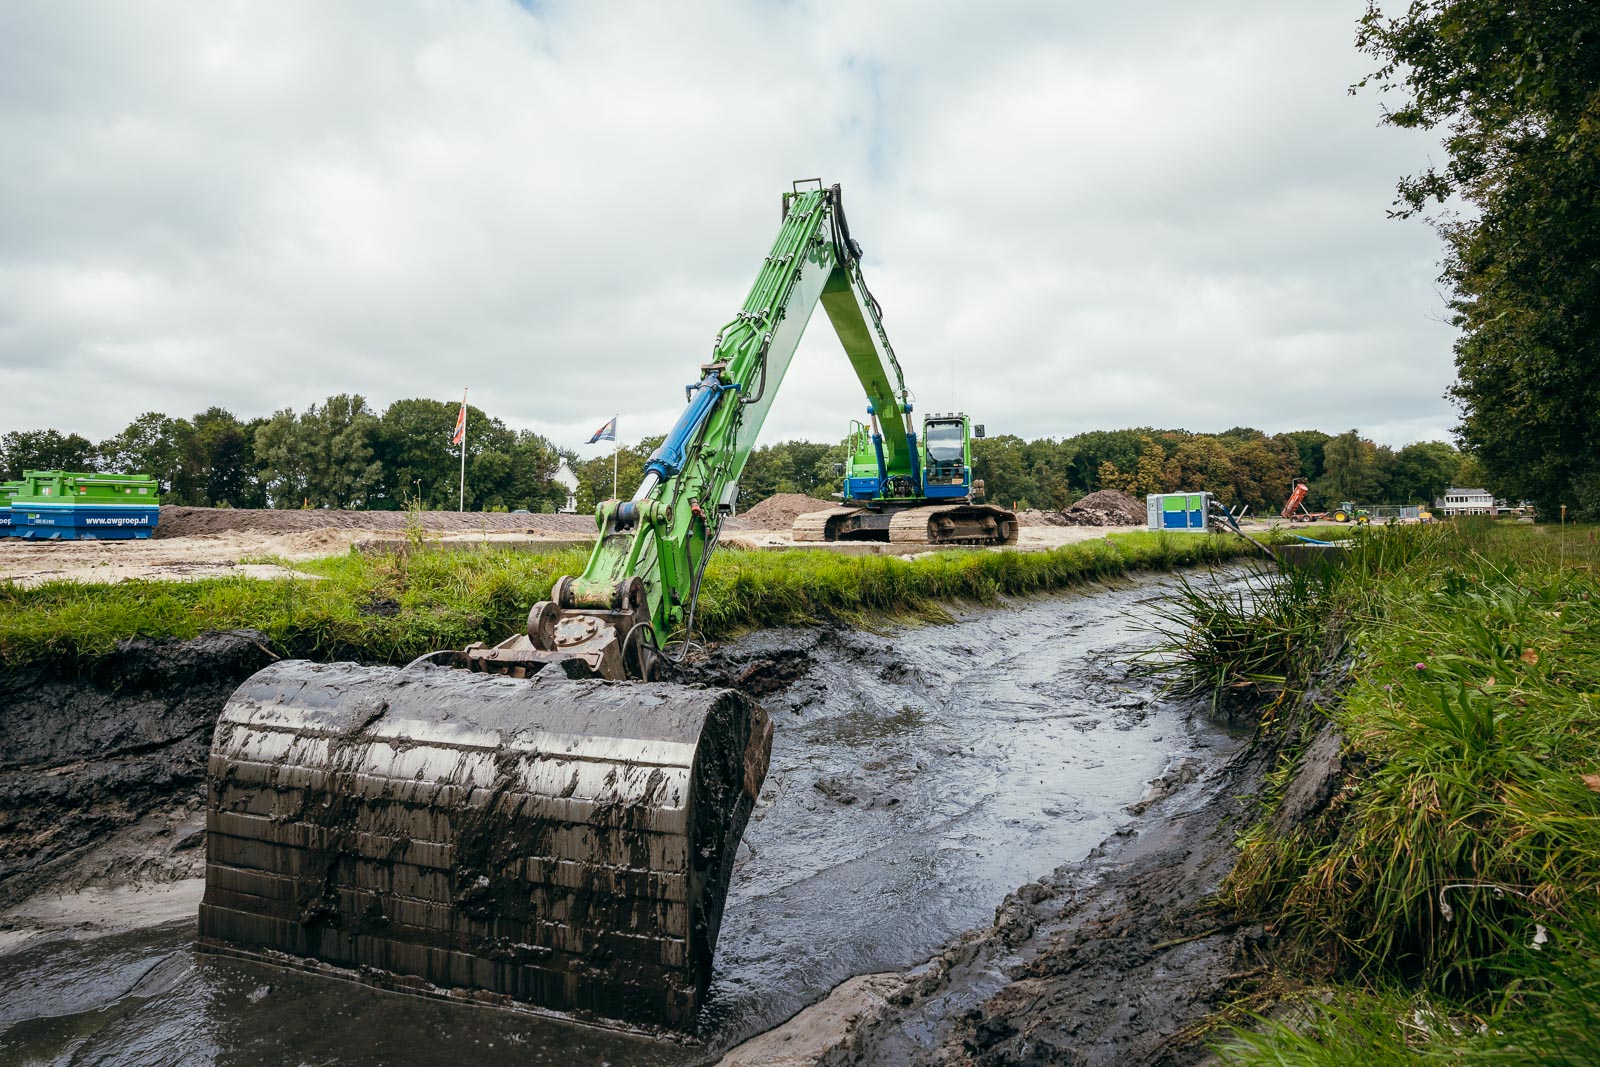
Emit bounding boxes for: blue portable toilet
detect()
[1147,492,1212,532]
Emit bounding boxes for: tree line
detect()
[3,402,1468,516]
[0,396,569,512]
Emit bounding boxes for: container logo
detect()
[84,516,150,527]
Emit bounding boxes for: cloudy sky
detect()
[0,1,1456,458]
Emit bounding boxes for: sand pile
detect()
[736,493,838,529]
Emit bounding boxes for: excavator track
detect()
[791,506,867,541]
[888,503,1019,546]
[199,660,771,1030]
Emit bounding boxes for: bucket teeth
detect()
[198,660,771,1030]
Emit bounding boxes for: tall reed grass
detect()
[1146,521,1600,1063]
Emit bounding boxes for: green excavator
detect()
[199,181,1009,1031]
[792,410,1016,544]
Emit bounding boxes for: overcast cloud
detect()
[0,0,1455,457]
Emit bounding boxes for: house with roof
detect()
[553,458,579,513]
[1436,487,1498,517]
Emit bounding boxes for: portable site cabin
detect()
[9,471,161,540]
[1147,491,1213,532]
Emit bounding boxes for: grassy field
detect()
[1151,521,1600,1064]
[0,530,1267,672]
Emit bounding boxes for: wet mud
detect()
[0,631,277,908]
[0,569,1260,1066]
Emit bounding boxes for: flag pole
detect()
[458,388,468,513]
[611,414,619,500]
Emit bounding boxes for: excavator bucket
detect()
[198,661,772,1030]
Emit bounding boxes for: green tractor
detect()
[1332,500,1370,524]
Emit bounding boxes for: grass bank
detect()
[1152,521,1600,1063]
[0,531,1264,673]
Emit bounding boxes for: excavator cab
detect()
[921,414,973,500]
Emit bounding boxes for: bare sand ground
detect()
[0,516,1162,587]
[0,528,587,587]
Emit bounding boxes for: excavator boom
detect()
[468,183,930,679]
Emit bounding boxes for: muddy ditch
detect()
[0,567,1305,1066]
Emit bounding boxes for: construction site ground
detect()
[0,502,1163,587]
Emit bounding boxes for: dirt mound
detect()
[1059,489,1146,527]
[1012,490,1146,528]
[1043,489,1145,527]
[155,506,596,539]
[737,493,837,529]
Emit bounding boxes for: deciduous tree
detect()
[0,429,98,480]
[1359,1,1600,517]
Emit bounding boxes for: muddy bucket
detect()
[198,661,772,1029]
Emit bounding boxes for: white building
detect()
[553,458,579,513]
[1437,487,1497,517]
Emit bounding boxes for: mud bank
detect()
[0,570,1264,1065]
[0,631,277,911]
[784,741,1272,1066]
[733,653,1349,1066]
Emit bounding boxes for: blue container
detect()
[1146,492,1212,532]
[10,471,161,540]
[13,501,161,540]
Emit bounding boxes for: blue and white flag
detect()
[587,415,617,444]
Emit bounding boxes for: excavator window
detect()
[924,421,964,463]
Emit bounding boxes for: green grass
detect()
[1147,521,1600,1063]
[0,530,1261,673]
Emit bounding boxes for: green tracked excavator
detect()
[198,181,1001,1030]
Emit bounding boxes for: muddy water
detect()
[0,570,1247,1067]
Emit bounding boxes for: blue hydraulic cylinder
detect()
[645,373,732,483]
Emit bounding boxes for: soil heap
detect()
[735,493,837,529]
[1016,490,1147,528]
[1061,488,1147,526]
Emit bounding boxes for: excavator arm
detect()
[199,182,928,1031]
[463,182,918,681]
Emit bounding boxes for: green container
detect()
[0,480,21,535]
[13,470,161,506]
[11,470,161,540]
